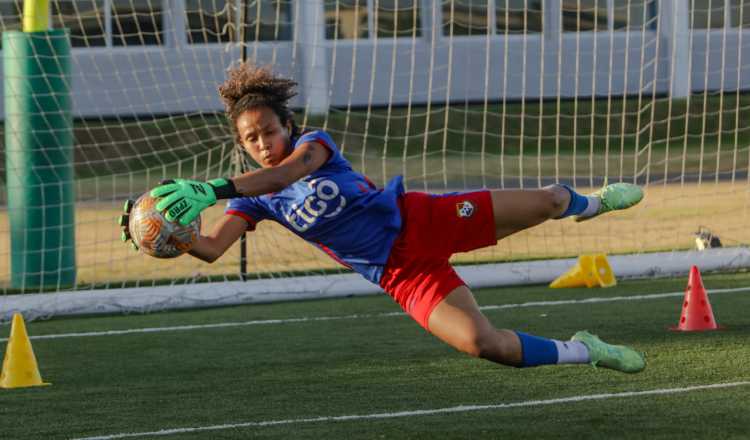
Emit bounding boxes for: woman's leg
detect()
[490,182,644,240]
[426,285,523,366]
[490,185,571,240]
[427,285,576,368]
[427,285,646,372]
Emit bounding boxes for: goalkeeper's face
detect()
[236,106,293,168]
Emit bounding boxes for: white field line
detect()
[70,381,750,440]
[4,286,750,343]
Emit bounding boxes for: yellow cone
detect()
[549,254,616,288]
[0,313,50,389]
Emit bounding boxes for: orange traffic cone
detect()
[0,313,50,388]
[671,266,720,332]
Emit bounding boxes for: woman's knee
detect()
[455,330,502,359]
[541,185,569,218]
[456,330,520,365]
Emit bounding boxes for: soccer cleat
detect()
[574,182,643,222]
[571,330,645,373]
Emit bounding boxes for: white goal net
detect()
[2,0,750,319]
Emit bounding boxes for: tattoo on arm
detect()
[303,150,313,165]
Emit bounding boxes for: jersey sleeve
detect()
[225,197,267,231]
[294,130,345,166]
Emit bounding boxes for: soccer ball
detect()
[128,193,200,258]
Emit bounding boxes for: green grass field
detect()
[1,271,749,439]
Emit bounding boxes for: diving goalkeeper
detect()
[120,63,646,373]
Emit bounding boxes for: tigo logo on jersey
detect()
[456,200,475,218]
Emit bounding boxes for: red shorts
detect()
[379,191,496,330]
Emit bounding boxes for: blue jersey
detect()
[226,130,404,283]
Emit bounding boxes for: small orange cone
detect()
[671,266,720,332]
[0,313,50,388]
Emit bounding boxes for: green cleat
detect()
[574,182,643,222]
[571,330,646,373]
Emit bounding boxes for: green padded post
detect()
[3,29,75,290]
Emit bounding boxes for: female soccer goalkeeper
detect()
[120,63,646,373]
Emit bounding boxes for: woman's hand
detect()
[150,178,239,225]
[117,199,138,250]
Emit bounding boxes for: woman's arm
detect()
[150,141,332,226]
[231,141,332,196]
[189,214,249,263]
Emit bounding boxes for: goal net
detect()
[2,0,750,318]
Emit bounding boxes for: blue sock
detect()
[515,331,558,367]
[556,184,589,218]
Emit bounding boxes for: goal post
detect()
[3,0,75,290]
[1,0,750,320]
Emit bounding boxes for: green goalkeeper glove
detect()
[151,178,239,225]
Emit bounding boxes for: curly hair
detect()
[218,62,300,142]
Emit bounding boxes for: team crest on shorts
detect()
[456,200,475,218]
